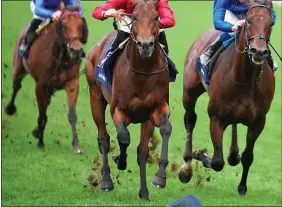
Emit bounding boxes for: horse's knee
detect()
[98,134,110,154]
[137,145,149,166]
[68,107,77,124]
[241,151,253,167]
[160,116,172,139]
[184,112,197,130]
[117,123,130,145]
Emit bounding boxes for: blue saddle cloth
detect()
[96,41,178,90]
[197,36,235,85]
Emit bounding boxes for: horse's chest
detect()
[216,98,259,125]
[120,91,166,123]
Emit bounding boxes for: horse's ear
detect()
[60,1,65,11]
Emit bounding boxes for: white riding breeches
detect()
[118,16,164,33]
[224,10,246,36]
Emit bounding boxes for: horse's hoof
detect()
[227,153,241,166]
[5,104,17,116]
[37,142,45,150]
[73,146,84,154]
[139,191,150,201]
[211,159,224,172]
[112,154,127,170]
[32,128,40,139]
[99,179,114,191]
[238,185,247,196]
[178,165,192,183]
[151,175,166,188]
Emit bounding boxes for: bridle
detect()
[115,0,168,75]
[235,4,271,54]
[59,11,83,52]
[53,11,84,68]
[232,4,272,86]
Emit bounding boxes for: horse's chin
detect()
[139,49,154,59]
[249,55,264,65]
[69,51,82,61]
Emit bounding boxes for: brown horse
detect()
[5,2,88,153]
[178,0,275,195]
[85,0,172,200]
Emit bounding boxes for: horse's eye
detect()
[247,19,251,24]
[154,16,159,21]
[132,15,137,21]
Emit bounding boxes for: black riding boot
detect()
[158,31,178,75]
[99,30,129,69]
[19,19,42,57]
[200,37,223,67]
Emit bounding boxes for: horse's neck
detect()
[127,40,163,73]
[232,29,262,84]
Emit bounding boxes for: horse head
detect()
[243,0,273,65]
[56,2,87,61]
[130,0,160,59]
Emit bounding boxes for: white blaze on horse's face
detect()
[132,1,159,59]
[246,5,273,65]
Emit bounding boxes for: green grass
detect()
[1,1,282,206]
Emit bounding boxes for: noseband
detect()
[235,4,271,53]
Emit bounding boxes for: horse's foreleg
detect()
[210,116,226,172]
[179,88,203,183]
[151,102,172,188]
[5,63,27,116]
[238,116,265,195]
[65,78,83,154]
[112,107,130,170]
[137,121,153,200]
[89,84,113,191]
[33,85,52,149]
[227,124,241,166]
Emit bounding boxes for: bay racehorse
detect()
[5,2,88,153]
[85,0,172,200]
[178,0,275,195]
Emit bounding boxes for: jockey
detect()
[92,0,177,72]
[200,0,278,71]
[19,0,83,57]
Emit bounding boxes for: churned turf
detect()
[1,1,281,206]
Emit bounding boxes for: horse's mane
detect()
[247,0,272,8]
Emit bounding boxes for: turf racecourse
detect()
[1,1,281,206]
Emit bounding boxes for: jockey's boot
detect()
[200,36,223,68]
[158,31,178,74]
[99,30,129,69]
[19,19,42,58]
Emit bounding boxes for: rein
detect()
[125,43,168,76]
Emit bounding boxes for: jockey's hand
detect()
[231,19,246,32]
[236,19,246,27]
[103,8,117,18]
[52,10,62,21]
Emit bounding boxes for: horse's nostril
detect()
[262,49,269,56]
[137,41,142,48]
[249,48,258,54]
